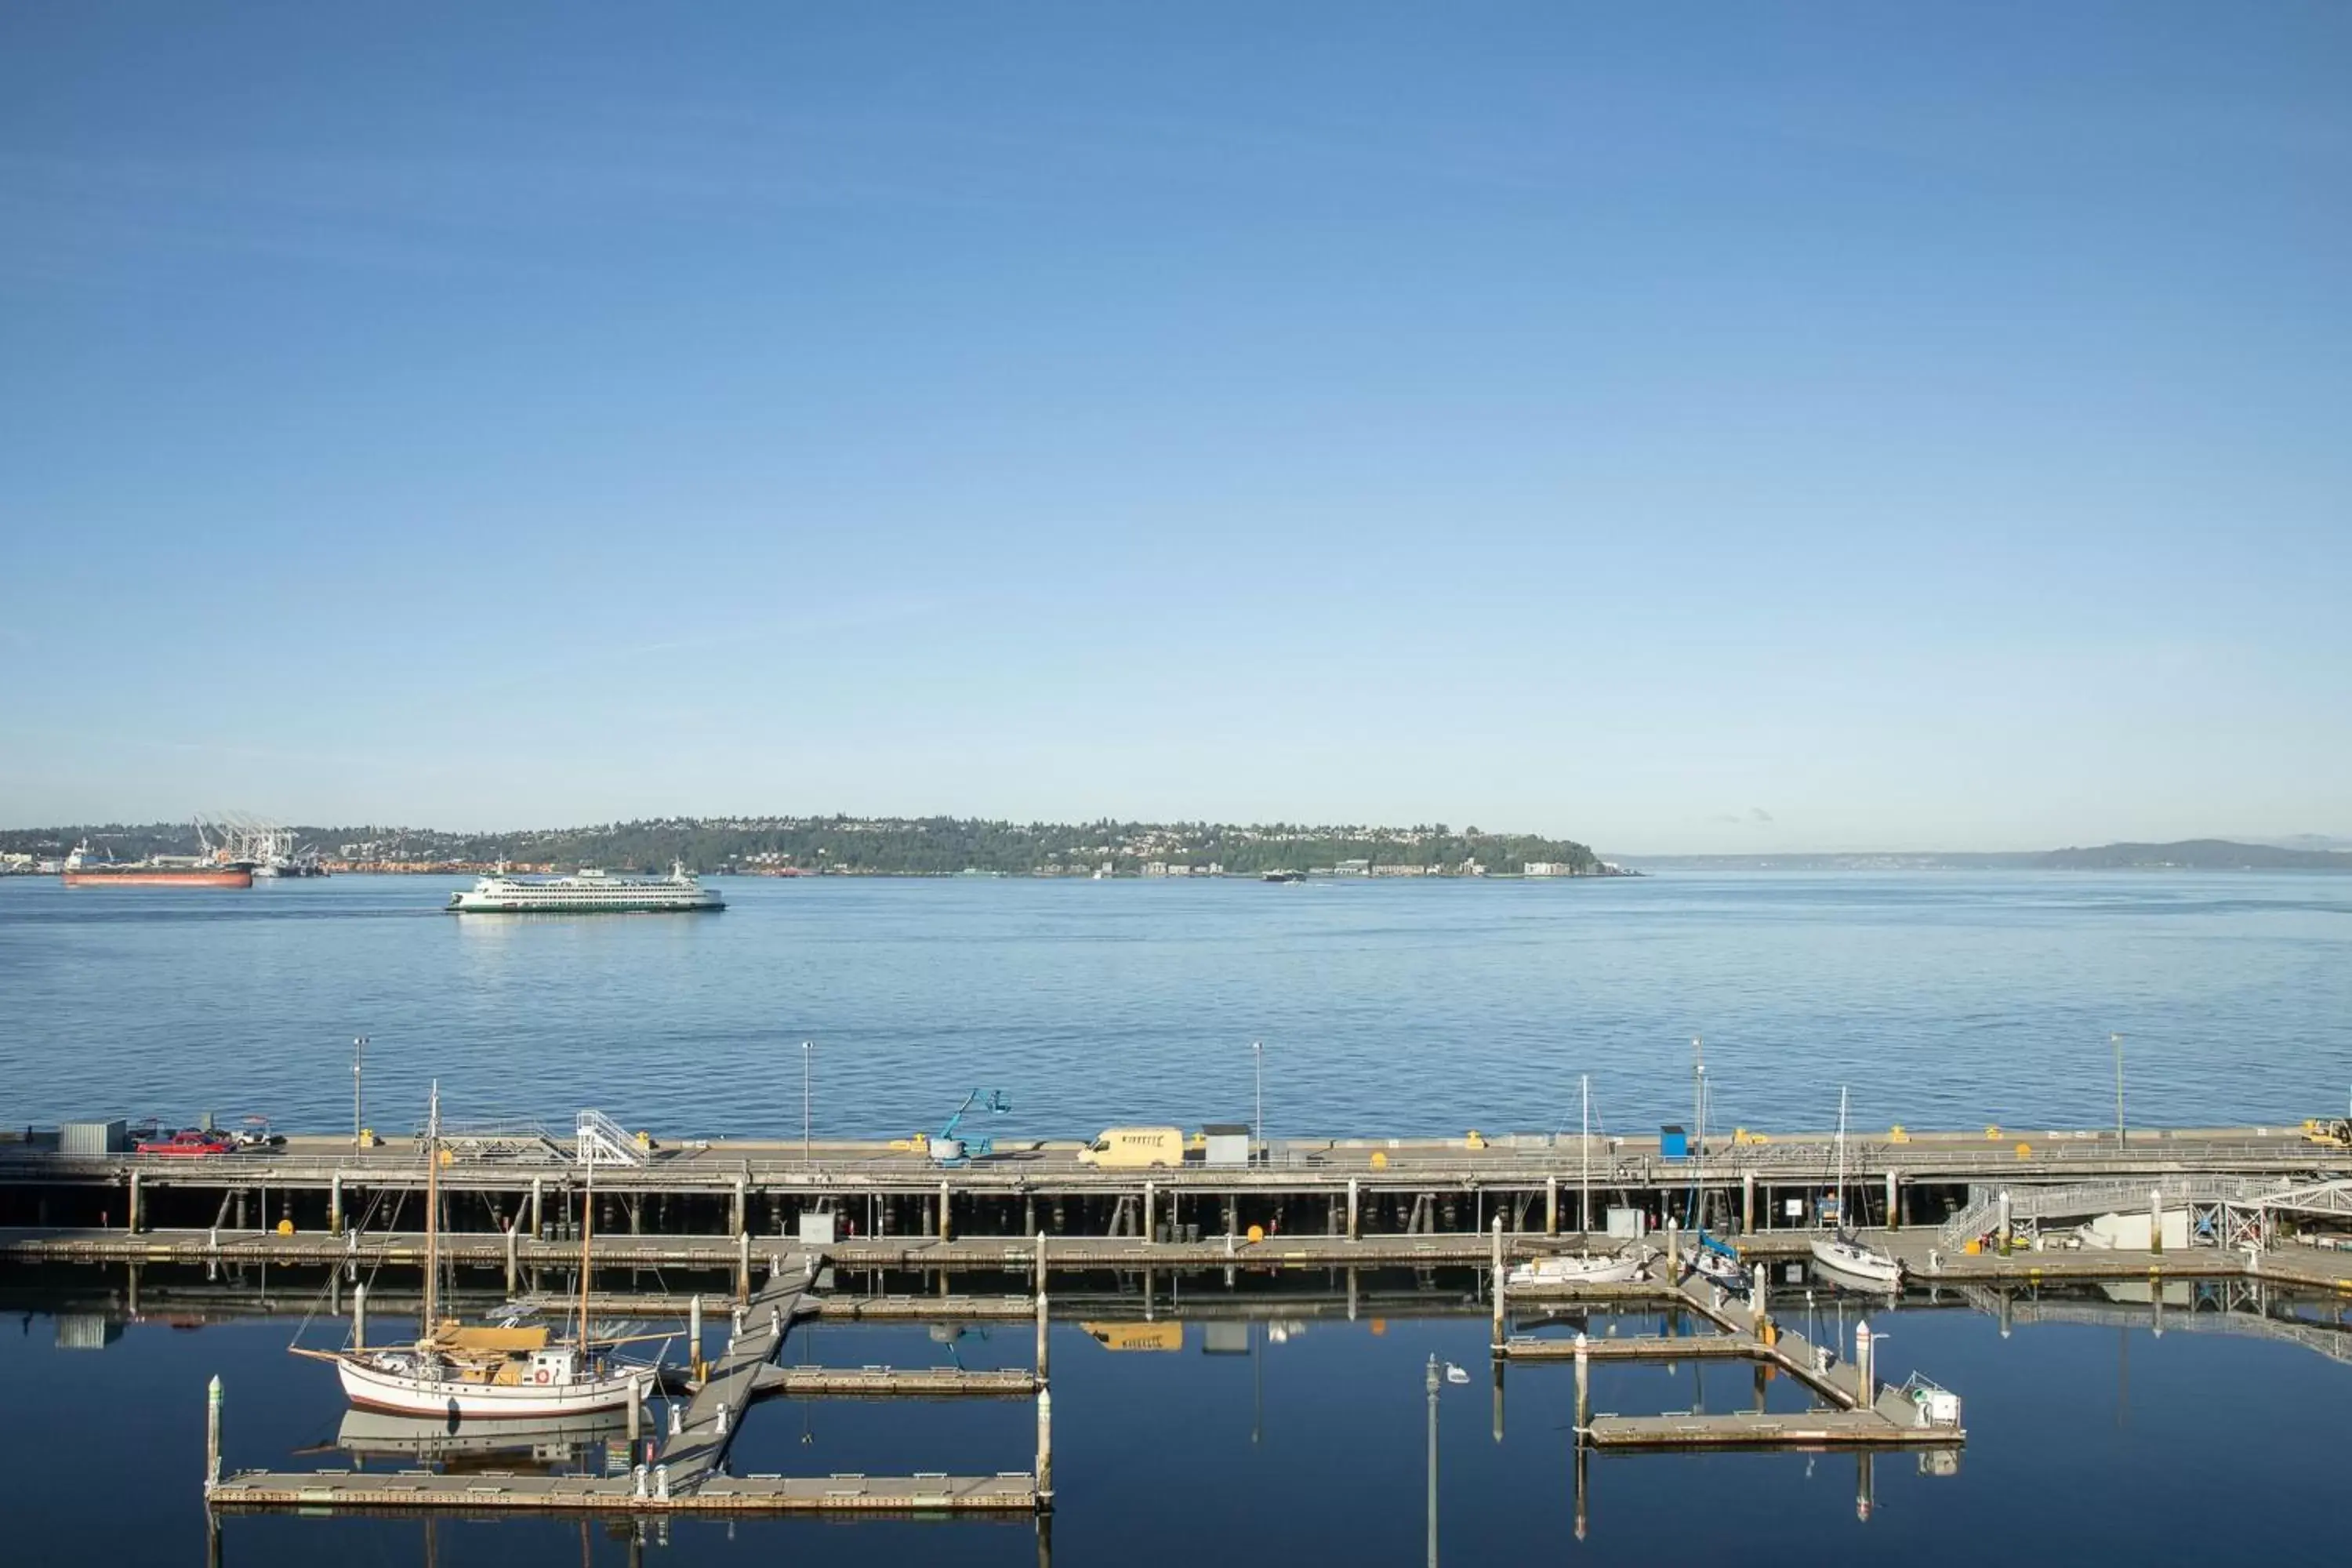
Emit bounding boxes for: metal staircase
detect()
[575,1108,644,1167]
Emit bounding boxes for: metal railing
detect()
[576,1109,644,1167]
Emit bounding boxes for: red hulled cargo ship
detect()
[60,841,253,888]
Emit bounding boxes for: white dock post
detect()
[2150,1187,2165,1257]
[633,1463,648,1499]
[655,1463,670,1501]
[129,1169,142,1234]
[1035,1384,1054,1505]
[689,1294,704,1381]
[351,1280,366,1352]
[205,1374,222,1491]
[1854,1319,1875,1408]
[938,1178,952,1241]
[529,1175,543,1236]
[1997,1190,2013,1255]
[1663,1218,1679,1281]
[736,1230,750,1300]
[1573,1331,1590,1429]
[1490,1216,1505,1350]
[715,1401,729,1438]
[1546,1175,1559,1237]
[668,1401,682,1436]
[1348,1177,1360,1241]
[1885,1169,1899,1232]
[627,1377,642,1440]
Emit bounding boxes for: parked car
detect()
[136,1131,234,1157]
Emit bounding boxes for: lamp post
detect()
[351,1035,367,1149]
[801,1040,812,1167]
[2111,1033,2125,1149]
[1252,1040,1264,1168]
[1425,1353,1440,1568]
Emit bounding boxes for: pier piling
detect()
[1035,1385,1053,1508]
[1490,1216,1505,1350]
[205,1374,221,1492]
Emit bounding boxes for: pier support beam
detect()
[938,1181,952,1243]
[731,1176,746,1237]
[530,1176,543,1239]
[736,1231,750,1301]
[1741,1169,1754,1235]
[127,1170,140,1235]
[325,1172,338,1236]
[504,1218,519,1293]
[1997,1190,2013,1256]
[1144,1181,1156,1247]
[2150,1188,2164,1257]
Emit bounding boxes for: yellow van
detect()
[1077,1127,1186,1168]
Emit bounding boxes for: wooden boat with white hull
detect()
[294,1085,652,1418]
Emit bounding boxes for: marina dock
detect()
[2,1112,2337,1523]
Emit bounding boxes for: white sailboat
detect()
[296,1085,649,1417]
[1679,1038,1751,1291]
[1810,1085,1904,1289]
[1512,1074,1653,1287]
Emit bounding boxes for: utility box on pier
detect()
[60,1120,127,1156]
[797,1211,837,1245]
[1660,1124,1688,1162]
[1202,1123,1250,1168]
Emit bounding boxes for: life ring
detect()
[534,1368,550,1385]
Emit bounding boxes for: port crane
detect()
[927,1089,1011,1167]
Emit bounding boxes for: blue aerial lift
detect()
[928,1089,1011,1167]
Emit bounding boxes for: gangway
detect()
[576,1108,645,1167]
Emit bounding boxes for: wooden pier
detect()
[200,1240,1061,1517]
[205,1468,1040,1513]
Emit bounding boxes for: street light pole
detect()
[1425,1352,1440,1568]
[2111,1033,2125,1149]
[1253,1040,1264,1168]
[801,1040,812,1167]
[351,1036,367,1149]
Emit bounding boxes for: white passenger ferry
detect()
[445,862,724,914]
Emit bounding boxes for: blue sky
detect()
[2,2,2346,851]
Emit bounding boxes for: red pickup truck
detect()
[136,1131,234,1157]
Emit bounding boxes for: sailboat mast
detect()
[423,1081,440,1338]
[1835,1085,1849,1234]
[577,1142,594,1352]
[1691,1036,1704,1231]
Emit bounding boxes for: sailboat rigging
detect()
[1809,1085,1904,1289]
[291,1083,652,1416]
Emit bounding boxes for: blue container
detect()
[1660,1123,1688,1161]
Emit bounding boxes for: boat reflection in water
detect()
[322,1407,632,1475]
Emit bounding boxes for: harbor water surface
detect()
[2,870,2346,1138]
[4,870,2350,1563]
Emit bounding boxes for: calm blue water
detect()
[2,872,2347,1139]
[3,1281,2347,1566]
